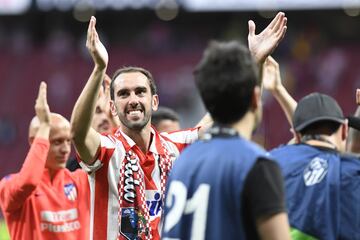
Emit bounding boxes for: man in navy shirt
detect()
[162,13,291,239]
[270,92,360,239]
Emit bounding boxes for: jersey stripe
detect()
[81,127,199,239]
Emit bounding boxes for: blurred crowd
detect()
[0,10,359,177]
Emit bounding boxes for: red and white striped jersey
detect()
[79,126,199,240]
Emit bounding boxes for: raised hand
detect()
[356,89,360,105]
[35,81,51,125]
[248,12,287,64]
[86,16,109,70]
[262,56,282,92]
[262,56,297,125]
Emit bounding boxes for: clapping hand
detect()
[248,12,287,64]
[86,16,109,70]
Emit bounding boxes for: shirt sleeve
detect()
[76,134,117,173]
[242,157,286,221]
[0,138,50,212]
[160,127,199,152]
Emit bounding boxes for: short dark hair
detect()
[152,107,180,127]
[194,41,259,125]
[110,66,157,100]
[300,120,341,136]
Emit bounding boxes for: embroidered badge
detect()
[64,183,77,201]
[120,207,147,240]
[303,157,328,186]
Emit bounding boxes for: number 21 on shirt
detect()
[163,181,210,240]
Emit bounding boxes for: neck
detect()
[302,134,338,150]
[121,124,152,153]
[47,168,61,182]
[230,111,256,140]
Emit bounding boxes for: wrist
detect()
[271,84,285,96]
[38,122,51,128]
[94,64,107,72]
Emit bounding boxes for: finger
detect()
[87,18,95,47]
[87,16,95,37]
[267,56,275,63]
[268,12,284,30]
[89,16,97,43]
[91,24,97,46]
[92,20,100,45]
[272,13,285,33]
[94,31,100,43]
[281,26,287,40]
[276,25,287,42]
[356,89,360,105]
[248,20,256,37]
[37,81,47,100]
[275,16,287,36]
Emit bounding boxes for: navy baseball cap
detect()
[293,93,346,132]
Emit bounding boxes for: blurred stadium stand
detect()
[0,2,359,184]
[0,1,360,237]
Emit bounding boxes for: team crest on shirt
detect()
[303,157,328,186]
[120,208,147,240]
[64,183,77,201]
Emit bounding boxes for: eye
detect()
[135,88,147,96]
[52,140,62,145]
[95,106,102,113]
[117,90,129,98]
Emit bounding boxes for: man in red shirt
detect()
[0,82,90,240]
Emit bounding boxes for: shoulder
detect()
[340,153,360,172]
[160,127,199,143]
[65,168,88,183]
[0,174,17,187]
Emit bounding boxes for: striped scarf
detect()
[117,137,173,240]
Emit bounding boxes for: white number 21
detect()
[163,181,210,240]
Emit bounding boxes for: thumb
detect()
[248,20,256,37]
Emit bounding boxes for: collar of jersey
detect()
[203,125,239,140]
[113,127,164,155]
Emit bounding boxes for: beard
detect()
[118,103,152,131]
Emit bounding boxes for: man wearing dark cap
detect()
[269,92,360,239]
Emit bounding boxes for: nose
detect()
[128,93,140,107]
[60,141,71,155]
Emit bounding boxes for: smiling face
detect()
[111,71,159,132]
[46,120,71,170]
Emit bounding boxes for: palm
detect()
[93,38,108,68]
[248,12,287,64]
[86,16,108,69]
[263,68,277,91]
[262,57,281,92]
[35,82,51,124]
[249,31,279,64]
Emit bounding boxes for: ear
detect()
[341,120,349,141]
[251,86,262,110]
[152,94,159,111]
[110,100,117,116]
[294,131,301,144]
